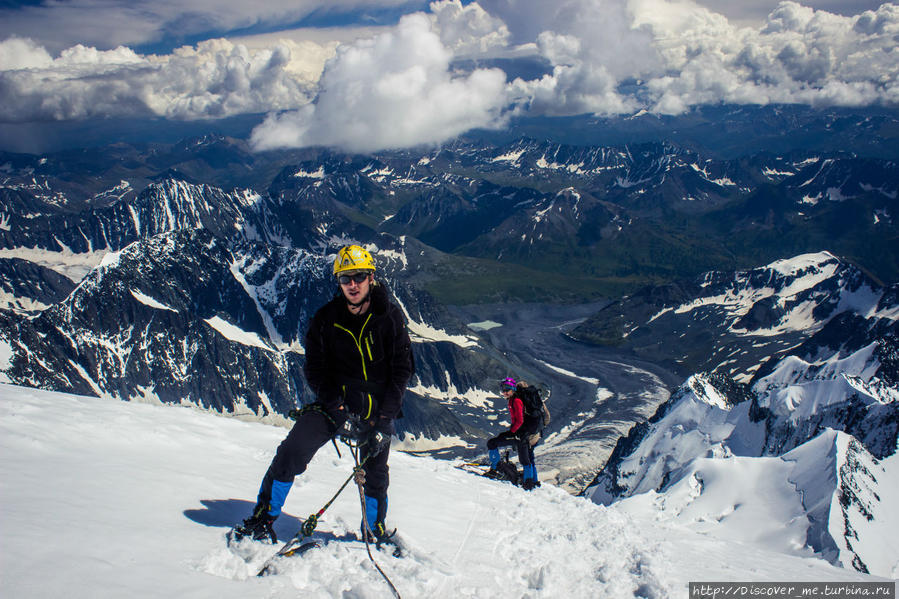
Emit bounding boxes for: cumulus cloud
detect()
[632,0,899,113]
[507,0,662,116]
[249,13,510,153]
[0,37,53,71]
[494,0,899,118]
[428,0,511,56]
[0,37,328,122]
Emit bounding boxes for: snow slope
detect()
[0,384,884,599]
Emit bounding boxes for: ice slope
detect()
[0,384,882,599]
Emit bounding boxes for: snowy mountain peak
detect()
[573,250,896,384]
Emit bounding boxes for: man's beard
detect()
[346,288,372,309]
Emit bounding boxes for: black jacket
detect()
[303,282,413,424]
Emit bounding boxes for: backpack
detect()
[516,382,550,431]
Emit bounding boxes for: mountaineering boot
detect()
[484,448,503,478]
[367,520,403,557]
[488,449,500,469]
[495,457,521,485]
[231,502,278,543]
[522,464,540,491]
[531,463,541,487]
[364,520,397,545]
[361,495,398,548]
[231,476,292,543]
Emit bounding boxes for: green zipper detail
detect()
[333,313,374,420]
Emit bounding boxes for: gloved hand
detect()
[366,416,393,457]
[366,429,390,457]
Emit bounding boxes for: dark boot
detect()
[230,503,278,543]
[362,520,395,545]
[522,464,540,491]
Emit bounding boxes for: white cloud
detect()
[691,0,887,27]
[632,0,899,114]
[428,0,511,56]
[249,13,510,153]
[0,37,322,122]
[500,0,899,117]
[499,0,661,116]
[0,37,53,71]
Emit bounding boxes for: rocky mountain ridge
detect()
[571,252,897,381]
[3,132,897,300]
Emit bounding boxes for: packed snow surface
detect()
[1,384,883,599]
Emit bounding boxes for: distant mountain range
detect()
[3,119,897,305]
[5,103,898,159]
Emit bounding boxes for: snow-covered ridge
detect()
[649,252,885,338]
[406,379,494,410]
[0,245,110,282]
[392,294,479,348]
[585,334,899,577]
[293,166,325,179]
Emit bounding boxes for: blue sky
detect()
[0,0,883,52]
[0,0,896,153]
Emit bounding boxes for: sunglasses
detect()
[337,272,370,285]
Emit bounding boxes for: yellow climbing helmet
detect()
[333,245,376,276]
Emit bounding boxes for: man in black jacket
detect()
[231,245,414,544]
